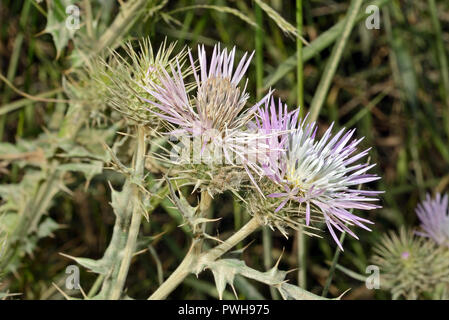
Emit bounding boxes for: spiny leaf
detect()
[109,181,133,219]
[58,161,103,185]
[60,253,109,275]
[205,258,330,300]
[36,217,60,238]
[44,0,78,58]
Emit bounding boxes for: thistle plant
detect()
[372,228,449,300]
[3,0,449,303]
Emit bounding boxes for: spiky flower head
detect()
[416,193,449,247]
[248,100,382,249]
[65,39,186,128]
[143,44,272,194]
[372,228,449,299]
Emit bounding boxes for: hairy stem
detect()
[199,217,262,266]
[148,241,199,300]
[149,217,262,300]
[109,126,146,300]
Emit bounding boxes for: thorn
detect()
[230,284,238,300]
[274,247,285,269]
[58,252,77,261]
[337,288,351,300]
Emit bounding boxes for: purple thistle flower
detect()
[416,193,449,247]
[249,96,300,181]
[255,101,382,250]
[142,44,271,185]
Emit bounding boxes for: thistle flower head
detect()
[65,39,184,127]
[251,102,382,249]
[143,44,272,193]
[372,228,449,299]
[416,193,449,247]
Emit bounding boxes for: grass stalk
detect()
[263,0,389,90]
[308,0,363,123]
[428,0,449,108]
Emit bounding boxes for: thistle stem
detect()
[297,227,307,288]
[199,191,212,235]
[148,217,262,300]
[109,126,146,300]
[148,241,199,300]
[200,217,262,263]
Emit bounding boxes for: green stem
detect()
[296,0,304,112]
[321,231,346,297]
[428,0,449,108]
[297,227,307,288]
[296,0,307,290]
[264,0,389,91]
[199,217,262,267]
[149,217,262,300]
[93,0,146,55]
[87,274,105,298]
[428,0,449,137]
[83,0,94,39]
[254,0,264,98]
[109,126,146,300]
[148,241,199,300]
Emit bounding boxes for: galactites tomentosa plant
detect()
[246,97,382,250]
[38,39,382,300]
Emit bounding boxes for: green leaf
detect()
[37,217,60,238]
[61,254,109,274]
[110,182,133,219]
[44,0,77,57]
[58,161,103,183]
